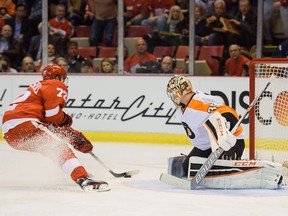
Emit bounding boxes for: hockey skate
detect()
[76,177,111,192]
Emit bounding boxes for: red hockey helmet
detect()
[42,63,67,82]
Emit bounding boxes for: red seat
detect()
[153,46,175,58]
[126,25,151,37]
[78,46,97,62]
[175,46,189,60]
[75,25,91,37]
[98,46,117,58]
[175,46,200,60]
[198,45,224,76]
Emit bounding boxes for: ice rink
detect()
[0,141,287,216]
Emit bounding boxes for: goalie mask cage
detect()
[249,58,288,166]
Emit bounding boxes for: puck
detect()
[124,175,131,178]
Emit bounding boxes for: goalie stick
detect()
[160,74,276,189]
[33,123,140,178]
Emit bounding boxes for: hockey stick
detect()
[89,152,140,178]
[33,122,140,178]
[160,74,276,189]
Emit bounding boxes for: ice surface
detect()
[0,142,287,216]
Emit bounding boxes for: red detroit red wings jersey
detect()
[2,80,68,135]
[179,90,246,151]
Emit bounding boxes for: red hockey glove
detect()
[66,127,93,153]
[59,113,73,127]
[280,0,288,6]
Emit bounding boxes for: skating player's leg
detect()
[4,121,110,191]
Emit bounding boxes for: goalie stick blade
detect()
[160,173,191,190]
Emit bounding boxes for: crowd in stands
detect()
[0,0,287,76]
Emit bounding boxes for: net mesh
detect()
[252,62,288,165]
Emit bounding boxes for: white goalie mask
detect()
[166,75,193,107]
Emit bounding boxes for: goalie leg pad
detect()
[168,156,186,178]
[188,156,283,189]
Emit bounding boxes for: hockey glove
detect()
[58,113,73,127]
[65,127,93,153]
[204,111,237,152]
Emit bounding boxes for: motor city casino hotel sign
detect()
[0,74,283,136]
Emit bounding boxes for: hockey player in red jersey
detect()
[2,63,110,192]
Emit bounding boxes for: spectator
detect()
[0,24,25,70]
[0,56,17,73]
[206,0,232,46]
[176,4,211,46]
[49,3,74,56]
[0,1,15,19]
[85,0,117,47]
[55,57,69,73]
[163,5,185,44]
[224,44,250,76]
[36,43,59,70]
[21,56,37,72]
[67,0,86,26]
[47,43,58,64]
[66,41,86,73]
[27,22,57,62]
[195,0,216,17]
[156,55,176,73]
[264,0,288,45]
[242,44,256,76]
[124,38,157,73]
[194,4,211,45]
[124,0,149,27]
[228,0,257,50]
[80,60,94,73]
[27,0,42,35]
[100,58,117,73]
[5,3,34,50]
[142,0,175,32]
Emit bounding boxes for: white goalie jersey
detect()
[178,90,246,150]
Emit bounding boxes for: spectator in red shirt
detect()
[49,3,74,56]
[225,44,250,76]
[124,0,149,27]
[124,38,157,73]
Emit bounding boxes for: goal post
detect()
[249,58,288,165]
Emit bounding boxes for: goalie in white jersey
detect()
[165,75,283,189]
[167,75,246,175]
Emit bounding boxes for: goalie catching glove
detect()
[204,111,236,152]
[48,124,93,153]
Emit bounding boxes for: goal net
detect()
[249,58,288,166]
